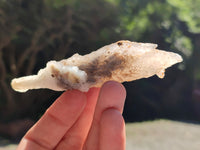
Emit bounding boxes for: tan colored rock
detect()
[11,40,182,92]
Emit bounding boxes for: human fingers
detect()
[99,108,126,150]
[84,81,126,150]
[55,87,100,150]
[17,90,86,150]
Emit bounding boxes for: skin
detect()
[17,81,126,150]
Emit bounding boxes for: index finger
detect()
[84,81,126,150]
[17,90,86,150]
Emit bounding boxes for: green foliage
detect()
[0,0,121,123]
[0,0,200,136]
[167,0,200,33]
[166,29,193,58]
[118,0,200,122]
[45,0,73,8]
[118,0,200,63]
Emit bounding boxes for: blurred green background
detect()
[0,0,200,141]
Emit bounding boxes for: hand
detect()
[17,81,126,150]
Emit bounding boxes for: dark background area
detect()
[0,0,200,141]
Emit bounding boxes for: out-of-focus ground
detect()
[0,144,16,150]
[1,120,200,150]
[126,120,200,150]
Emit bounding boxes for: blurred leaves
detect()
[45,0,73,8]
[0,0,200,134]
[117,0,200,122]
[0,0,120,123]
[167,0,200,33]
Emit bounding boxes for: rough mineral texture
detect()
[11,40,183,92]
